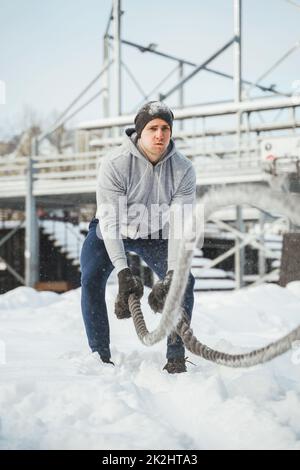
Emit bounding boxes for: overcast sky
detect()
[1,0,300,138]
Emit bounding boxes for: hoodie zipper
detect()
[134,161,164,238]
[134,163,154,237]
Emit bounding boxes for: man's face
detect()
[139,118,171,160]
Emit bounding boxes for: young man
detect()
[80,101,196,373]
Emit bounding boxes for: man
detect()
[80,101,196,373]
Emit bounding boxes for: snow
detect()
[0,281,300,450]
[0,221,22,229]
[194,279,236,290]
[143,101,172,117]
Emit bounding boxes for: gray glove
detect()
[148,270,173,313]
[115,268,144,319]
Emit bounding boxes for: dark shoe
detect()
[163,357,187,374]
[99,355,115,366]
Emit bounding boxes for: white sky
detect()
[1,0,300,138]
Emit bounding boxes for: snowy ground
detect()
[0,281,300,450]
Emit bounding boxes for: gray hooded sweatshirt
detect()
[96,128,196,273]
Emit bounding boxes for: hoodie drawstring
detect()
[131,164,150,196]
[157,163,163,204]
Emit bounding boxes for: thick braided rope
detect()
[128,184,300,367]
[129,296,300,366]
[127,213,196,346]
[176,316,300,367]
[129,295,150,342]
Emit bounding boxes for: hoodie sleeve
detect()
[167,163,196,272]
[96,158,128,273]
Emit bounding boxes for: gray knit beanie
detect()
[134,101,174,137]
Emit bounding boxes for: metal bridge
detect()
[2,94,300,204]
[1,0,300,291]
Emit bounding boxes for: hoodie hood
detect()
[124,128,176,165]
[96,126,196,272]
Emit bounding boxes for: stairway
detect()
[40,220,283,292]
[40,220,84,268]
[191,247,236,291]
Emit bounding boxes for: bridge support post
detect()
[25,138,39,287]
[112,0,122,137]
[258,211,266,279]
[235,205,245,288]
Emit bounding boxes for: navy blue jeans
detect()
[80,218,195,360]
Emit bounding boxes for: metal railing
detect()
[0,147,267,199]
[1,110,299,198]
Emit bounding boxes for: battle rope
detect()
[129,294,300,367]
[127,184,300,367]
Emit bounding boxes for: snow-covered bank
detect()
[0,282,300,450]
